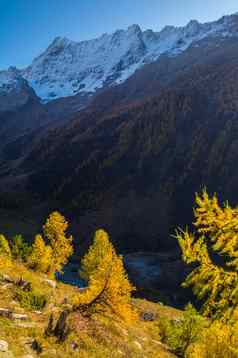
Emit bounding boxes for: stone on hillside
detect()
[70,341,79,351]
[140,311,157,321]
[0,284,12,290]
[12,313,28,321]
[43,279,56,289]
[15,322,37,328]
[120,328,128,336]
[0,308,13,319]
[0,309,28,321]
[16,278,32,291]
[0,275,14,283]
[0,340,8,352]
[77,287,87,292]
[31,340,43,354]
[134,341,142,350]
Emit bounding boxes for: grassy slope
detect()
[0,258,180,358]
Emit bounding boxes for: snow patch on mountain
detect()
[4,13,238,102]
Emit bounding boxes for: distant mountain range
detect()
[1,13,238,103]
[1,12,238,252]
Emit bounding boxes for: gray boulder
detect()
[0,340,8,352]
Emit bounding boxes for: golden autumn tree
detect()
[77,229,136,322]
[175,189,238,320]
[28,234,52,273]
[0,234,11,258]
[43,211,73,275]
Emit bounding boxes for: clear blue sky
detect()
[1,0,238,69]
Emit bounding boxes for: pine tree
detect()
[43,211,73,275]
[78,229,136,321]
[0,234,11,257]
[28,234,52,273]
[175,189,238,320]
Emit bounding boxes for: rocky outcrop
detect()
[42,278,57,289]
[0,340,14,358]
[0,308,28,321]
[0,340,8,352]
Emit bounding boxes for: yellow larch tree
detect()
[77,229,136,322]
[175,189,238,320]
[43,211,73,275]
[0,234,11,258]
[28,234,52,273]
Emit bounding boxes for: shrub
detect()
[15,287,47,310]
[11,234,32,262]
[158,304,206,357]
[157,316,173,343]
[188,321,238,358]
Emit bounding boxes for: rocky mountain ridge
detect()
[1,13,238,103]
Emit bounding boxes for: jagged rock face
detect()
[0,67,37,112]
[0,67,90,158]
[20,13,238,102]
[0,67,51,156]
[22,26,148,102]
[1,13,238,105]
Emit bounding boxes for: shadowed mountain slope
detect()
[3,34,237,252]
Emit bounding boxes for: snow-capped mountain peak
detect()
[16,12,238,102]
[127,24,142,35]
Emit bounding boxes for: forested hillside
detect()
[5,35,238,252]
